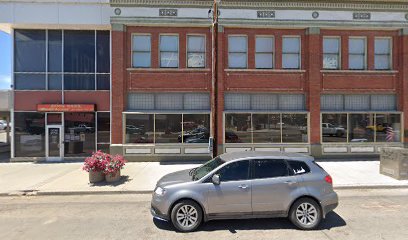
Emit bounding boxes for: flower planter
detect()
[89,171,105,183]
[105,170,121,183]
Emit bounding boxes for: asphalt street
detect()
[0,189,407,240]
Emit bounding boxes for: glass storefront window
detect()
[14,73,46,90]
[14,112,45,157]
[348,114,374,143]
[64,113,95,157]
[282,114,308,143]
[97,112,110,144]
[64,74,95,90]
[375,114,401,142]
[125,114,154,144]
[155,114,182,143]
[14,30,46,72]
[322,114,347,142]
[97,144,110,154]
[182,114,210,143]
[252,114,281,143]
[64,30,95,73]
[225,114,251,143]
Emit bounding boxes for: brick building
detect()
[1,0,408,161]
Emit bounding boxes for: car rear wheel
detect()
[289,198,322,230]
[170,200,202,232]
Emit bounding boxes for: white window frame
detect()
[159,34,179,68]
[348,36,367,70]
[322,36,341,70]
[186,34,206,68]
[255,35,275,69]
[228,35,248,69]
[374,37,392,70]
[131,33,152,68]
[282,35,301,69]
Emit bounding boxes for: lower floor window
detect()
[124,113,210,144]
[64,113,95,157]
[225,113,308,144]
[322,113,401,143]
[14,112,46,157]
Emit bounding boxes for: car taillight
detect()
[324,175,333,184]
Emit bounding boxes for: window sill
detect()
[225,69,306,73]
[127,68,210,72]
[320,70,398,74]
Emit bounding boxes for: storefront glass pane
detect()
[252,114,281,143]
[96,31,110,73]
[14,30,46,72]
[322,114,347,142]
[64,74,95,90]
[14,112,45,157]
[182,114,210,143]
[48,30,62,72]
[125,114,154,144]
[225,114,251,143]
[96,74,110,90]
[64,30,95,73]
[375,114,401,142]
[15,73,46,90]
[282,114,308,143]
[97,112,110,144]
[64,113,95,157]
[155,114,182,143]
[97,144,110,154]
[348,114,374,143]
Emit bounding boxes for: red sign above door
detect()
[37,104,95,112]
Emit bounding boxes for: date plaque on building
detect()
[353,12,371,20]
[257,11,275,18]
[159,9,178,17]
[37,104,95,112]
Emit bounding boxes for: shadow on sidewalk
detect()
[153,211,346,232]
[89,175,132,187]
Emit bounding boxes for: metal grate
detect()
[156,93,183,110]
[127,93,210,110]
[371,94,396,111]
[128,93,155,110]
[345,95,370,111]
[225,93,305,111]
[224,93,251,110]
[278,94,305,110]
[184,93,210,110]
[251,94,278,110]
[321,95,344,111]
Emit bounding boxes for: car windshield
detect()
[192,156,224,181]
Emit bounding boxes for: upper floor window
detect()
[255,36,274,69]
[132,35,151,68]
[323,37,340,70]
[228,36,247,69]
[348,37,366,70]
[160,35,179,68]
[187,35,205,68]
[374,38,391,70]
[282,36,300,69]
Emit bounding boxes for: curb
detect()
[1,185,408,197]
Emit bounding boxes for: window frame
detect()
[374,37,392,71]
[348,36,367,70]
[186,34,206,68]
[159,34,179,68]
[282,35,301,70]
[228,35,248,69]
[255,35,275,69]
[131,33,152,68]
[322,36,341,70]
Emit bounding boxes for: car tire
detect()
[289,198,322,230]
[170,200,203,232]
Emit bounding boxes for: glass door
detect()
[46,125,63,161]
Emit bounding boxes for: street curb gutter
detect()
[1,185,408,196]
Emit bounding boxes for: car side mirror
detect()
[212,174,220,185]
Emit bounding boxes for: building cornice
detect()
[110,0,408,11]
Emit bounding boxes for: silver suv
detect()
[151,151,338,232]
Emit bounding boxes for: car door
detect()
[206,160,252,217]
[251,158,300,216]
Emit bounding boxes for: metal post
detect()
[210,0,219,158]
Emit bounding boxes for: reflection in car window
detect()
[217,160,250,182]
[253,159,289,179]
[192,157,224,181]
[287,160,310,175]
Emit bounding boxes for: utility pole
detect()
[210,0,219,158]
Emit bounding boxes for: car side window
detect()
[216,160,250,182]
[287,160,311,175]
[252,159,289,179]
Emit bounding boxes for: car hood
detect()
[156,169,193,188]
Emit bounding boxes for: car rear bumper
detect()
[321,192,339,218]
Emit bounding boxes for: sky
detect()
[0,31,11,90]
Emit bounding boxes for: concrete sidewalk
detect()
[1,161,407,196]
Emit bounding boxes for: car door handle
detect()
[238,184,248,189]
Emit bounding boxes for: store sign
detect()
[37,104,95,112]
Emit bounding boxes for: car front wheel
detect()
[170,200,203,232]
[289,198,322,230]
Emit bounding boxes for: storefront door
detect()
[46,125,63,161]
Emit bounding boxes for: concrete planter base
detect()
[380,148,408,180]
[89,171,105,183]
[105,170,121,183]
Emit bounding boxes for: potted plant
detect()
[104,154,126,183]
[83,151,109,183]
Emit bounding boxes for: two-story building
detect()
[1,0,408,161]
